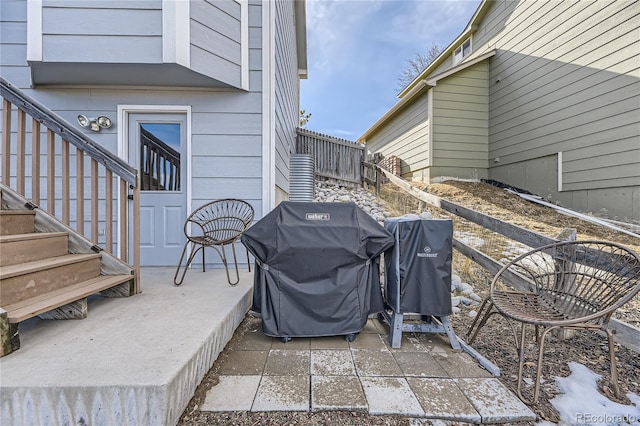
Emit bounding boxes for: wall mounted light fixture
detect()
[77,114,112,132]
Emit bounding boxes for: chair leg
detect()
[515,323,529,403]
[202,243,206,272]
[517,325,554,405]
[466,298,495,344]
[174,242,202,286]
[605,328,621,398]
[218,244,240,286]
[246,248,251,273]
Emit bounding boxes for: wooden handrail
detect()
[1,77,140,293]
[0,78,137,186]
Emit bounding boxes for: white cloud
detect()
[301,0,482,138]
[306,0,385,75]
[383,0,479,47]
[305,0,479,77]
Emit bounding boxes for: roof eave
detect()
[358,80,432,142]
[425,49,496,85]
[359,50,495,143]
[295,0,308,79]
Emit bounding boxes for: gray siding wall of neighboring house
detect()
[273,0,299,198]
[365,92,429,180]
[41,1,163,63]
[431,62,489,182]
[472,0,640,219]
[0,0,266,228]
[190,0,243,88]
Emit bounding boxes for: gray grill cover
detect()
[384,218,453,316]
[241,201,394,338]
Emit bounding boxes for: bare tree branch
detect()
[396,41,443,94]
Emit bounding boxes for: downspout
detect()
[262,1,275,214]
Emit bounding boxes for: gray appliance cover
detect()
[384,217,453,315]
[241,201,394,338]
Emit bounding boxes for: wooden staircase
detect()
[0,188,135,357]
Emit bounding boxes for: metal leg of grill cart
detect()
[379,310,461,350]
[378,309,500,376]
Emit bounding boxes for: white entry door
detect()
[128,113,187,266]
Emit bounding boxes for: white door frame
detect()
[116,105,192,260]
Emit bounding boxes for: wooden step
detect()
[0,210,35,235]
[3,275,134,323]
[0,232,69,266]
[0,253,102,306]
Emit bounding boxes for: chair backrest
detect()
[493,240,640,323]
[185,199,254,245]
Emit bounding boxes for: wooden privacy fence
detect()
[0,78,141,291]
[296,128,364,186]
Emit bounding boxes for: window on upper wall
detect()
[453,37,472,65]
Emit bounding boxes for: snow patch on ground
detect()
[537,362,640,426]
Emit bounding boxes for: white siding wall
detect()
[273,0,300,197]
[431,62,489,181]
[0,0,267,223]
[190,0,243,88]
[473,0,640,219]
[22,0,249,88]
[41,1,163,63]
[365,93,429,179]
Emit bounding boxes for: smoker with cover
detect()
[241,201,394,342]
[380,216,461,349]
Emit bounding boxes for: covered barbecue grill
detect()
[241,201,394,341]
[380,216,460,349]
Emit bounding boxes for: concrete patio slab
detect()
[348,332,387,350]
[393,352,450,377]
[432,350,494,378]
[201,375,261,411]
[408,377,481,423]
[197,312,534,423]
[272,337,311,349]
[384,334,429,352]
[309,335,350,349]
[360,377,425,416]
[263,349,310,376]
[227,328,273,351]
[352,349,404,376]
[311,375,367,412]
[311,349,357,376]
[216,350,269,375]
[0,268,253,426]
[251,376,310,412]
[361,319,382,334]
[456,378,536,423]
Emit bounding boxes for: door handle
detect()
[128,194,134,200]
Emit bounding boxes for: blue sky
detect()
[300,0,481,141]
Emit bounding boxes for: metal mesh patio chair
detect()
[466,240,640,405]
[174,199,254,286]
